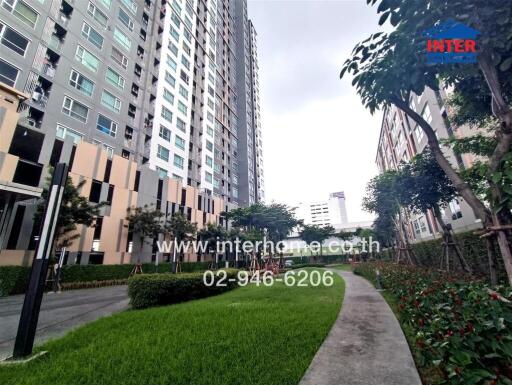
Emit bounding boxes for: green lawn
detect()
[327,264,354,271]
[0,269,344,385]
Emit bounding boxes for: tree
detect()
[197,223,226,267]
[125,205,164,262]
[35,176,103,253]
[299,224,334,261]
[340,1,512,283]
[163,212,197,265]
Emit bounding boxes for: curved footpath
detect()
[300,270,422,385]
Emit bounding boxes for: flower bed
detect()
[354,262,512,385]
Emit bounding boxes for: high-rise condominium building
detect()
[0,0,264,266]
[375,86,481,242]
[295,192,349,227]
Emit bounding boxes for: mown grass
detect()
[327,264,354,271]
[0,268,344,385]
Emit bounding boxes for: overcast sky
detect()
[248,0,385,222]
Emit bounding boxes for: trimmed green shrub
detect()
[0,261,213,296]
[128,269,239,309]
[355,262,512,385]
[0,266,31,296]
[289,263,326,269]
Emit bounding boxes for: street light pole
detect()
[13,163,68,358]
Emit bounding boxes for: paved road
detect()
[300,270,422,385]
[0,286,129,360]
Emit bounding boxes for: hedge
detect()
[354,262,512,385]
[289,263,326,269]
[128,269,239,309]
[0,261,212,296]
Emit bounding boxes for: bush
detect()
[289,263,326,269]
[128,269,239,309]
[0,266,31,296]
[354,262,512,385]
[0,261,213,296]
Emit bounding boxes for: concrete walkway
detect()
[0,286,129,360]
[300,270,422,385]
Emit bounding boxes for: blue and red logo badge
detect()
[423,19,480,64]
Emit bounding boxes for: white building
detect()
[295,191,349,227]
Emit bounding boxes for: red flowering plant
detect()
[354,262,512,385]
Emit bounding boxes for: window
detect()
[175,135,185,150]
[81,23,103,49]
[96,114,117,137]
[87,2,108,28]
[172,173,182,181]
[207,112,214,123]
[101,90,121,113]
[161,106,173,123]
[213,178,220,188]
[163,88,174,104]
[167,55,177,72]
[171,12,180,27]
[111,46,128,69]
[176,118,186,132]
[159,125,171,142]
[69,69,94,96]
[180,70,189,84]
[0,57,19,86]
[421,104,432,124]
[1,0,38,28]
[156,166,168,179]
[207,98,214,110]
[113,27,131,51]
[168,41,178,56]
[232,187,238,198]
[182,42,190,56]
[121,0,137,14]
[206,126,213,136]
[181,56,190,70]
[206,140,213,152]
[449,199,463,220]
[414,124,424,142]
[105,67,125,90]
[76,45,100,72]
[62,96,89,123]
[205,155,213,167]
[205,172,212,183]
[56,124,83,144]
[173,154,184,169]
[169,25,179,41]
[157,145,169,162]
[99,0,112,8]
[178,101,187,115]
[165,72,176,87]
[179,85,188,99]
[118,8,134,31]
[183,29,191,43]
[0,23,29,56]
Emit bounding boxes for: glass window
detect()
[169,25,179,41]
[120,0,137,14]
[175,135,185,150]
[69,69,94,97]
[1,0,38,28]
[179,85,188,99]
[205,155,213,167]
[176,118,186,132]
[232,187,238,198]
[96,114,118,137]
[0,23,29,56]
[62,96,89,123]
[87,2,108,28]
[75,45,100,72]
[213,178,220,189]
[163,88,174,104]
[168,41,178,56]
[105,67,125,90]
[99,0,112,8]
[159,125,171,142]
[165,71,176,87]
[171,12,180,27]
[0,58,18,86]
[167,55,177,72]
[56,124,83,144]
[181,56,190,70]
[101,90,121,113]
[205,172,213,183]
[113,27,131,51]
[178,101,187,115]
[156,166,168,179]
[157,145,169,162]
[81,23,103,49]
[161,106,173,123]
[206,140,213,152]
[173,154,184,169]
[118,8,134,31]
[111,46,128,69]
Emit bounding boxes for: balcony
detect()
[17,104,44,129]
[25,75,52,110]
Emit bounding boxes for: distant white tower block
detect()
[328,191,348,224]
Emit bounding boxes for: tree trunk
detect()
[485,236,499,286]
